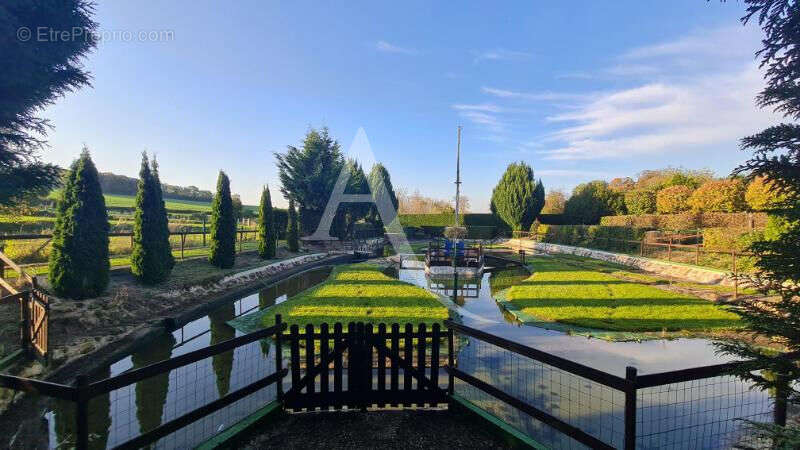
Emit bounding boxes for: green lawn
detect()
[265,264,448,329]
[504,257,742,332]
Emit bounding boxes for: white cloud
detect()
[375,40,418,55]
[481,86,589,102]
[457,110,506,132]
[473,48,532,63]
[451,103,506,113]
[542,64,776,160]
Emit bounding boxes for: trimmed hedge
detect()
[532,224,649,247]
[703,227,763,252]
[600,212,767,230]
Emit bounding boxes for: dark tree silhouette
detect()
[1,1,97,206]
[131,153,174,284]
[209,171,236,268]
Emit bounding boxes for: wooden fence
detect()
[0,315,796,449]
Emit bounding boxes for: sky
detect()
[40,1,778,211]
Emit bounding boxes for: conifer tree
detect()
[490,162,545,231]
[131,153,174,284]
[49,148,110,298]
[287,199,299,252]
[258,185,276,259]
[209,171,236,268]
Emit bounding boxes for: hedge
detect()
[532,224,649,247]
[599,212,767,230]
[703,227,763,252]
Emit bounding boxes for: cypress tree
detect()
[49,148,110,299]
[287,199,299,252]
[258,185,276,259]
[209,171,236,268]
[490,162,545,231]
[131,153,174,284]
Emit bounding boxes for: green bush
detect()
[257,186,276,259]
[703,227,764,252]
[131,154,174,284]
[688,179,747,212]
[564,181,626,224]
[656,185,693,213]
[49,150,110,299]
[209,171,236,268]
[287,199,299,252]
[624,190,657,215]
[539,225,648,247]
[490,162,545,231]
[745,176,788,211]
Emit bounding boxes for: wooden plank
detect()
[320,323,329,396]
[0,278,19,295]
[403,323,413,406]
[333,322,343,410]
[305,324,315,399]
[346,322,356,409]
[430,323,440,392]
[377,323,386,407]
[417,323,427,402]
[290,325,300,395]
[390,323,399,406]
[365,324,374,397]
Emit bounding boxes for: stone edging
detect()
[505,239,734,286]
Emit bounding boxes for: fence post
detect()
[75,374,89,450]
[640,238,645,257]
[447,328,454,396]
[732,250,738,300]
[624,366,638,450]
[695,243,700,266]
[180,233,186,260]
[19,292,30,352]
[774,373,789,426]
[275,314,284,403]
[202,216,206,246]
[667,237,672,261]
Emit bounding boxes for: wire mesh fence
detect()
[636,374,773,449]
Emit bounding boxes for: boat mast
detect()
[454,126,462,227]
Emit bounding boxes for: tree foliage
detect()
[1,1,97,207]
[745,175,789,211]
[656,185,694,214]
[48,149,109,298]
[542,189,566,214]
[209,171,236,268]
[257,185,276,259]
[490,162,545,231]
[687,179,746,212]
[564,181,625,224]
[331,160,370,239]
[623,190,657,215]
[366,163,399,230]
[286,199,299,252]
[275,128,344,235]
[131,153,174,284]
[713,1,800,433]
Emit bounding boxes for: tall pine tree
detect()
[209,171,236,268]
[131,153,174,284]
[287,199,299,252]
[713,1,800,444]
[367,163,400,231]
[258,185,276,259]
[49,148,110,298]
[490,162,545,231]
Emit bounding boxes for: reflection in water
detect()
[46,266,332,449]
[52,366,111,450]
[131,332,176,436]
[208,304,235,398]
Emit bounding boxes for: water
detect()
[399,266,773,449]
[45,266,331,450]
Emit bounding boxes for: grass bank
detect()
[504,257,741,333]
[261,264,448,329]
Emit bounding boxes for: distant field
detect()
[47,192,257,214]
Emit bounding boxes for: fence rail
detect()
[0,316,796,449]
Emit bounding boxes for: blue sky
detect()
[41,1,776,211]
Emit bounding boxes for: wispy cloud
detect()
[452,103,507,113]
[473,48,532,63]
[375,40,418,55]
[456,110,506,132]
[481,86,588,102]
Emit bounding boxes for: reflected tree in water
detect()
[130,332,176,436]
[53,367,111,450]
[209,304,235,397]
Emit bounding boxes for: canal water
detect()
[43,262,771,449]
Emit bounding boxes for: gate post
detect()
[447,328,454,396]
[624,366,638,450]
[275,315,284,403]
[75,375,89,450]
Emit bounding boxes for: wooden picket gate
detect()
[282,322,449,411]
